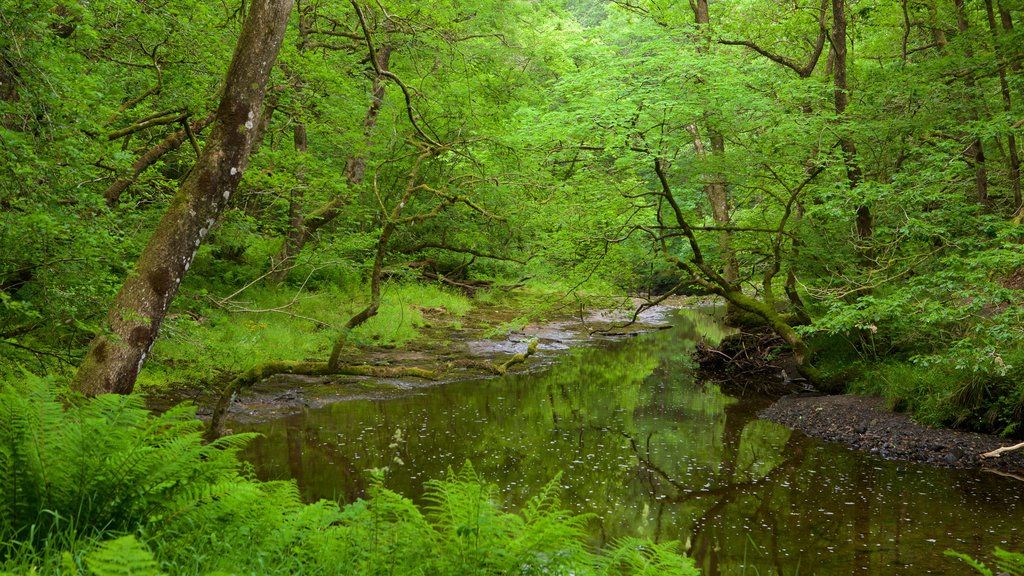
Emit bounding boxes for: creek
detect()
[237,309,1023,575]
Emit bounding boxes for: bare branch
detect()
[397,241,526,264]
[981,441,1024,459]
[106,109,188,140]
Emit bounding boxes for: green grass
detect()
[137,281,473,392]
[348,281,473,347]
[848,353,1024,436]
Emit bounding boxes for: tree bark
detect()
[831,0,873,243]
[72,0,293,396]
[686,125,737,284]
[954,0,992,209]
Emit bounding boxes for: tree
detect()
[72,0,294,395]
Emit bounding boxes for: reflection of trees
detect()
[239,315,1024,574]
[610,397,808,576]
[248,415,370,502]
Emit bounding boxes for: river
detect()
[237,309,1023,575]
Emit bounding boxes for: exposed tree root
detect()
[695,331,785,375]
[981,441,1024,459]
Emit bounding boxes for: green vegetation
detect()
[0,376,697,575]
[946,548,1024,576]
[2,0,1024,571]
[3,0,1023,431]
[2,0,1022,431]
[139,281,473,390]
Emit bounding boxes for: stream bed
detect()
[237,309,1023,575]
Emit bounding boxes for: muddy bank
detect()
[200,298,690,424]
[762,394,1024,475]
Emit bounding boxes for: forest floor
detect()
[761,393,1024,475]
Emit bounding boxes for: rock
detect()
[760,394,1024,473]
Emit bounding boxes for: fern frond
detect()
[601,538,698,576]
[994,548,1024,576]
[85,536,163,576]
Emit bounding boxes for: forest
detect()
[1,0,1023,573]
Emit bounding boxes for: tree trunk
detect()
[1002,5,1023,213]
[832,0,873,243]
[690,0,738,285]
[272,45,392,280]
[984,0,1022,213]
[72,0,293,396]
[687,125,737,284]
[954,0,992,209]
[269,122,308,282]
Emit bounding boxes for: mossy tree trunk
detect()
[651,157,827,387]
[72,0,293,396]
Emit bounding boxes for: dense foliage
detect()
[0,376,698,575]
[1,0,1023,556]
[3,2,1023,572]
[2,0,1022,429]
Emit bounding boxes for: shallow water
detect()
[238,310,1023,575]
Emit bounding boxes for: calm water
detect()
[238,310,1023,575]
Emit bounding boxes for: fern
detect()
[601,537,701,576]
[1,377,700,576]
[85,536,163,576]
[0,376,248,546]
[995,548,1024,576]
[945,548,1024,576]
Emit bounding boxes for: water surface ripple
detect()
[239,310,1023,575]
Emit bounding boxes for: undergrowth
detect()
[0,375,699,575]
[847,350,1024,436]
[137,281,473,391]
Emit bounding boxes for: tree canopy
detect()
[1,0,1023,433]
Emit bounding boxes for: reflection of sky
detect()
[240,310,1024,575]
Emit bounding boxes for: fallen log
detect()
[981,441,1024,459]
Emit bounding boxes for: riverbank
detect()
[761,393,1024,476]
[180,295,692,425]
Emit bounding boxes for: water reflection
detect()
[238,310,1023,575]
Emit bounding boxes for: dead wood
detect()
[981,441,1024,459]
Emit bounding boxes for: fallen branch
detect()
[205,360,439,440]
[981,441,1024,459]
[491,339,539,375]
